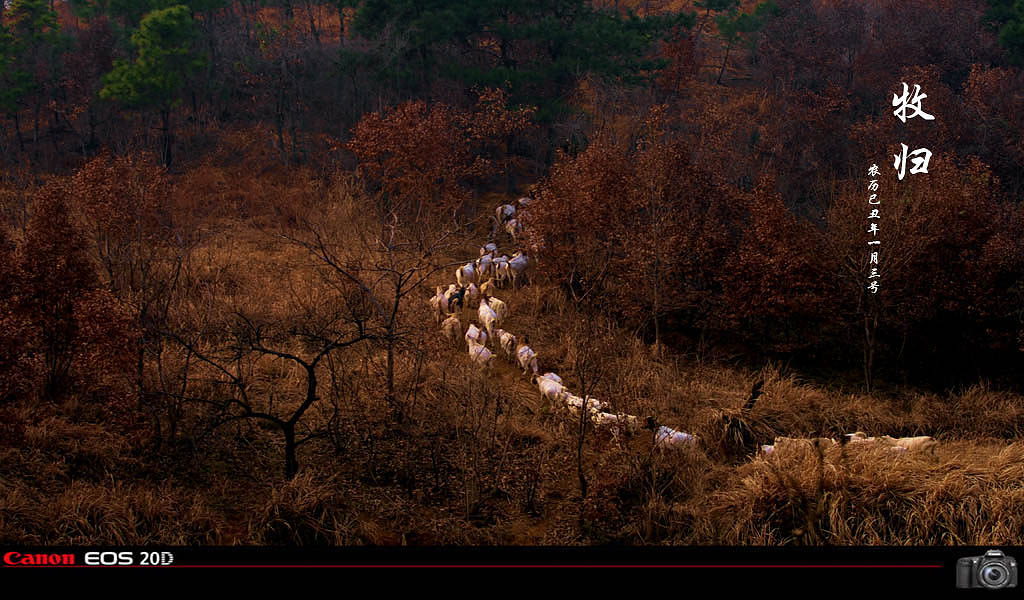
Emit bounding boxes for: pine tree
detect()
[99,5,206,166]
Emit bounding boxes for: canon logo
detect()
[4,552,76,566]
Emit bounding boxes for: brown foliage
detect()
[523,106,741,336]
[2,178,140,418]
[719,177,834,350]
[347,89,534,224]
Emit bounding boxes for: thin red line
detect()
[4,564,947,568]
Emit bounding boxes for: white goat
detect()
[517,196,532,207]
[655,427,697,448]
[541,372,563,385]
[844,432,928,454]
[465,282,481,308]
[645,420,697,448]
[467,339,495,369]
[508,251,529,288]
[456,262,477,286]
[591,412,639,429]
[483,242,497,254]
[564,394,605,414]
[496,204,516,224]
[476,253,494,279]
[893,435,938,455]
[767,436,837,455]
[493,260,511,288]
[485,295,508,322]
[480,278,496,297]
[477,297,498,341]
[441,313,461,347]
[465,323,488,347]
[494,328,517,361]
[504,218,524,242]
[590,411,641,440]
[516,340,538,375]
[534,373,568,404]
[428,286,448,323]
[845,431,875,444]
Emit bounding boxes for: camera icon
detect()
[956,549,1017,589]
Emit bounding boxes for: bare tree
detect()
[285,174,474,422]
[164,276,372,479]
[563,316,615,532]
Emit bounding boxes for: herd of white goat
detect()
[428,197,939,458]
[761,432,939,458]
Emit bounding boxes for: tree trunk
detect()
[695,7,712,47]
[576,406,588,529]
[49,107,60,158]
[652,220,661,356]
[137,333,146,411]
[308,1,320,47]
[385,334,399,421]
[283,423,298,479]
[863,310,878,393]
[160,108,173,167]
[87,105,97,150]
[338,2,346,42]
[33,100,40,157]
[14,112,24,153]
[717,39,733,85]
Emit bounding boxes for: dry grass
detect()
[704,440,1024,545]
[248,469,360,545]
[0,481,222,545]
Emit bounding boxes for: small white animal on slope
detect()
[485,295,508,322]
[773,436,837,451]
[428,286,448,323]
[467,339,495,368]
[505,218,524,242]
[482,242,498,254]
[476,253,494,280]
[441,313,461,346]
[853,432,938,456]
[590,412,639,429]
[534,373,568,403]
[494,329,517,361]
[496,204,516,224]
[564,394,605,414]
[541,372,562,385]
[508,251,529,289]
[845,431,875,444]
[516,338,538,375]
[590,411,641,440]
[456,262,477,286]
[478,296,498,340]
[843,432,918,454]
[480,278,496,297]
[894,436,938,456]
[760,436,837,457]
[517,196,532,207]
[465,323,488,347]
[645,418,697,448]
[493,260,511,288]
[655,427,696,448]
[465,282,481,308]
